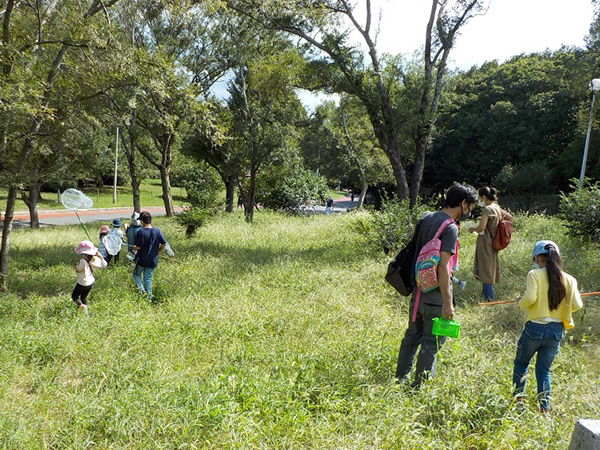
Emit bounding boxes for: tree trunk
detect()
[120,113,141,213]
[131,178,141,213]
[355,158,368,210]
[410,132,429,207]
[225,177,236,213]
[20,181,41,228]
[159,165,174,217]
[0,185,17,291]
[245,167,257,223]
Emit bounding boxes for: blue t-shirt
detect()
[134,227,166,268]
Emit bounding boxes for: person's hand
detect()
[442,302,454,321]
[468,227,476,233]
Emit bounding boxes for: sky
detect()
[212,0,596,109]
[373,0,594,70]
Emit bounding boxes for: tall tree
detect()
[0,0,120,291]
[226,0,486,204]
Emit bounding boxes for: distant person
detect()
[72,240,107,314]
[351,193,355,202]
[326,197,334,215]
[512,240,582,415]
[468,187,513,301]
[395,184,477,388]
[131,211,166,302]
[126,212,143,247]
[105,218,125,265]
[98,225,110,259]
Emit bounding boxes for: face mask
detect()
[532,262,540,270]
[478,200,485,207]
[459,205,472,222]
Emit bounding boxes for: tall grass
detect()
[0,211,598,449]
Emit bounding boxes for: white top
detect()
[76,256,107,286]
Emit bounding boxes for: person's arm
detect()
[469,214,489,234]
[570,278,583,312]
[438,251,454,320]
[75,259,85,273]
[91,252,107,269]
[501,209,514,222]
[158,243,166,254]
[518,271,538,310]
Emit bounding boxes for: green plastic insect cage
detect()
[432,318,461,339]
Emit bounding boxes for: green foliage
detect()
[258,169,329,210]
[493,161,554,195]
[354,198,431,253]
[559,180,600,242]
[429,50,591,192]
[0,212,598,448]
[172,163,222,236]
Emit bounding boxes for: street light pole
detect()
[580,78,600,188]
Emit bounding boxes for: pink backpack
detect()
[412,217,456,322]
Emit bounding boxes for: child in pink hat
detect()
[73,240,107,314]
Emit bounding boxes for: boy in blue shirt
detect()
[131,211,166,302]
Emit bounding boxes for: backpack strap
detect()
[433,218,456,240]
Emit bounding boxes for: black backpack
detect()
[385,221,421,296]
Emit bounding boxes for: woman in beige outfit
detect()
[468,187,513,301]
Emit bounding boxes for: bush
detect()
[559,180,600,242]
[355,198,430,254]
[258,169,329,210]
[171,163,222,236]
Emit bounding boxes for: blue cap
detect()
[532,240,560,257]
[112,218,122,227]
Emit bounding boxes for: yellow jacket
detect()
[518,268,583,329]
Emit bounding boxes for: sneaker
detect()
[458,281,466,292]
[82,305,89,315]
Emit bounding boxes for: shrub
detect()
[171,163,222,236]
[355,198,430,254]
[258,169,329,211]
[559,180,600,242]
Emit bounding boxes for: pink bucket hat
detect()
[100,225,110,234]
[75,240,97,255]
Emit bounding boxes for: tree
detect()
[427,50,590,194]
[226,0,487,205]
[0,0,121,291]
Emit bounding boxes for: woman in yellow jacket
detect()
[513,240,583,414]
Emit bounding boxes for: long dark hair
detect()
[541,244,566,310]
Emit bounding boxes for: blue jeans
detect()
[133,264,155,300]
[482,283,495,300]
[513,321,564,411]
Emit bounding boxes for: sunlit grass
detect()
[0,210,598,448]
[1,180,189,213]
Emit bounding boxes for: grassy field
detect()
[0,180,189,213]
[0,210,598,448]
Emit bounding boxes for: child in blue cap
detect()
[105,218,125,265]
[512,240,583,415]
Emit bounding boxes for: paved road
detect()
[3,206,184,229]
[3,196,359,229]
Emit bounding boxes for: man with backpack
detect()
[395,184,478,388]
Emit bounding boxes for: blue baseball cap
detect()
[532,240,560,257]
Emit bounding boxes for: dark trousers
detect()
[106,252,120,265]
[396,300,446,387]
[72,283,93,306]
